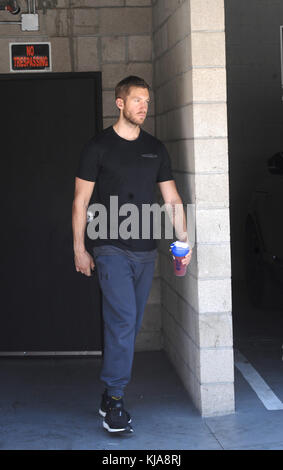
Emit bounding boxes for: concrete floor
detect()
[1,348,283,450]
[1,280,283,450]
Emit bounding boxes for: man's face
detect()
[118,86,150,126]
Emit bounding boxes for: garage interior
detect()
[226,0,283,371]
[1,0,283,450]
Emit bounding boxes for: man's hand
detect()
[178,235,193,267]
[74,250,95,277]
[181,248,193,266]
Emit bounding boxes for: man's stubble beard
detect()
[123,108,146,126]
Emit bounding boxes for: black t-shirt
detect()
[76,126,174,251]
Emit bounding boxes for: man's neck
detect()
[113,120,141,141]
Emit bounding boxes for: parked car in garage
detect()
[245,152,283,309]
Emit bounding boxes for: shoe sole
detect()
[99,408,132,423]
[103,421,134,433]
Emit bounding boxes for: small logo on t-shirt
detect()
[141,153,158,158]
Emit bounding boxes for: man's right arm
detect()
[72,177,95,276]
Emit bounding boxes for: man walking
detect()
[72,76,192,434]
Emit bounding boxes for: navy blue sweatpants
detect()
[95,253,156,397]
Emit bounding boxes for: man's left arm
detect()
[158,180,192,266]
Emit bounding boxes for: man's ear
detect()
[116,97,124,111]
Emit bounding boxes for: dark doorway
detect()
[0,72,103,354]
[225,1,283,411]
[225,1,283,345]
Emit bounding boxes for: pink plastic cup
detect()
[172,255,188,276]
[170,241,190,277]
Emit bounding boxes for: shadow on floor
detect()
[0,351,220,450]
[2,281,283,451]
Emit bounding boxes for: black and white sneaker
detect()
[102,395,134,434]
[99,390,132,423]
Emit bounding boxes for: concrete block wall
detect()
[0,0,161,352]
[0,0,154,133]
[153,0,234,416]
